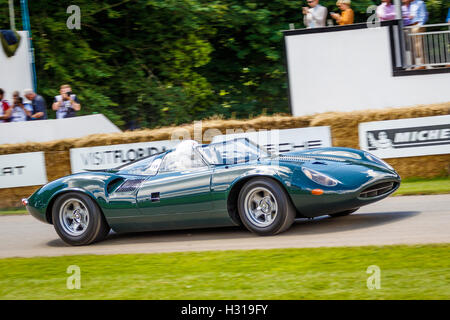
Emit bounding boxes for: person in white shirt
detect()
[52,84,81,119]
[303,0,328,28]
[10,92,31,122]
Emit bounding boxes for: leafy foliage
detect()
[0,0,448,128]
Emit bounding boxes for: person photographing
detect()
[52,84,81,119]
[10,93,32,122]
[303,0,328,28]
[331,0,354,25]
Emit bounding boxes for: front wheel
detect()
[238,178,296,236]
[52,192,110,246]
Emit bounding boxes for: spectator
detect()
[10,93,31,122]
[52,84,81,119]
[303,0,328,28]
[15,90,35,121]
[377,0,397,21]
[403,0,428,69]
[402,0,428,26]
[0,88,11,123]
[409,0,428,26]
[331,0,354,26]
[402,0,413,26]
[23,89,48,120]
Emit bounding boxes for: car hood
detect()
[270,147,399,189]
[278,147,395,172]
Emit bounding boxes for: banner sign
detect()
[212,127,332,153]
[359,115,450,159]
[70,140,180,173]
[0,152,47,189]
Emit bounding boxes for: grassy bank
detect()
[0,244,449,300]
[394,176,450,196]
[0,208,28,216]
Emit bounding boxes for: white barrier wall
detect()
[285,24,450,116]
[0,152,47,188]
[0,31,33,100]
[0,114,121,144]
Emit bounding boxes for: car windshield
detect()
[116,140,203,175]
[197,138,271,165]
[116,153,164,176]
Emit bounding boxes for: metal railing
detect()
[403,23,450,69]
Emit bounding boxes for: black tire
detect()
[238,178,296,235]
[52,192,110,246]
[328,208,359,218]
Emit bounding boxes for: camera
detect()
[63,91,73,100]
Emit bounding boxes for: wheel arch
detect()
[226,174,294,226]
[45,188,104,224]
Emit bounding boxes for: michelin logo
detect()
[367,126,449,151]
[368,131,393,150]
[360,115,450,159]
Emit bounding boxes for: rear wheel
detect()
[328,208,359,218]
[52,192,110,246]
[238,178,295,235]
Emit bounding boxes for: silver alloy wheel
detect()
[244,187,278,227]
[59,198,90,236]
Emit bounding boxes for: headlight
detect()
[302,167,339,187]
[364,152,394,171]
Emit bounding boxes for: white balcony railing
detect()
[404,23,450,68]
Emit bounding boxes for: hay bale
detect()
[0,186,40,208]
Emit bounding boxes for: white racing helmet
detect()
[163,140,200,171]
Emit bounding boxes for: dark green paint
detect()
[26,147,401,233]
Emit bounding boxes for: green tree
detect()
[0,0,448,128]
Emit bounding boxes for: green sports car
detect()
[24,138,401,246]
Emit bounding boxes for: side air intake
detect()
[115,179,146,193]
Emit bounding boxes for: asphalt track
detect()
[0,194,448,258]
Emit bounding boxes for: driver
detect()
[163,140,200,171]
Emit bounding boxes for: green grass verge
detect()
[0,244,449,300]
[0,208,28,216]
[394,177,450,196]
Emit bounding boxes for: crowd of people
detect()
[377,0,428,26]
[0,85,81,123]
[303,0,447,28]
[302,0,354,27]
[302,0,449,70]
